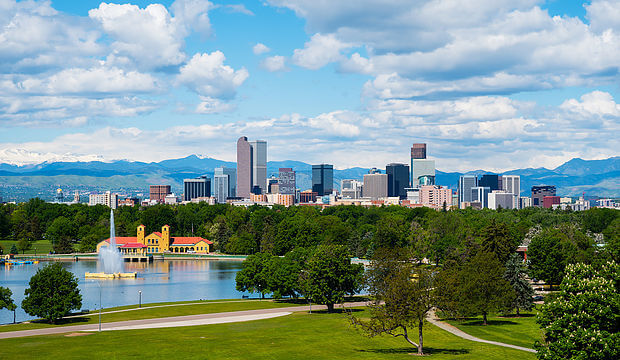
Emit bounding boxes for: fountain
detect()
[86,209,136,279]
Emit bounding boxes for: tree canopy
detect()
[21,263,82,324]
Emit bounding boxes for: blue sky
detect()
[0,0,618,172]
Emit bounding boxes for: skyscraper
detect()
[479,174,501,191]
[458,175,478,206]
[249,140,267,194]
[236,137,267,198]
[363,173,388,200]
[150,185,171,204]
[410,143,435,187]
[502,175,520,209]
[213,173,228,203]
[386,163,409,199]
[312,164,333,196]
[278,168,296,195]
[183,176,211,201]
[471,186,491,208]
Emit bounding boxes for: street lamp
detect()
[91,280,102,332]
[139,291,142,308]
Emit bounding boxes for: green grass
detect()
[0,240,53,255]
[0,299,305,333]
[0,309,538,359]
[443,310,543,349]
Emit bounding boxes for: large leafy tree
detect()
[22,263,82,324]
[479,220,519,264]
[0,286,17,323]
[302,245,363,312]
[503,253,534,316]
[437,251,514,324]
[46,216,77,254]
[235,252,274,298]
[351,248,435,355]
[535,262,619,360]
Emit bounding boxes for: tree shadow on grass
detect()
[30,317,90,325]
[500,313,536,318]
[358,347,469,355]
[458,319,518,326]
[308,308,364,315]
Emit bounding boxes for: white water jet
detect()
[99,209,124,274]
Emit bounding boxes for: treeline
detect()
[0,199,618,266]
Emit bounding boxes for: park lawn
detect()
[1,310,538,360]
[0,299,305,333]
[0,239,52,255]
[444,311,543,349]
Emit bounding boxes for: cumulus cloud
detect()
[261,56,287,72]
[560,91,620,117]
[292,33,352,70]
[194,96,236,114]
[176,51,249,99]
[253,43,271,55]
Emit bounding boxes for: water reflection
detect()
[0,260,247,325]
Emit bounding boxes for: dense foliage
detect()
[535,262,619,360]
[0,199,617,262]
[21,263,82,324]
[0,286,17,323]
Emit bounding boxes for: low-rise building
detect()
[96,225,213,254]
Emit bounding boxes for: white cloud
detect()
[292,33,352,70]
[253,43,271,55]
[223,4,254,16]
[170,0,213,37]
[261,56,287,72]
[560,91,620,117]
[89,3,187,69]
[176,51,249,99]
[195,96,236,114]
[586,0,620,33]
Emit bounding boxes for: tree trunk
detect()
[326,303,334,313]
[418,319,424,355]
[483,311,488,325]
[13,310,16,324]
[516,307,520,317]
[401,326,419,349]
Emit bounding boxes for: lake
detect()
[0,259,248,325]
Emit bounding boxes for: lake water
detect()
[0,259,248,325]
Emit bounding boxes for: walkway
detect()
[0,302,366,339]
[425,309,537,353]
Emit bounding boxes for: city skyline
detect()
[0,0,618,173]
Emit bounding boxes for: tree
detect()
[46,216,77,253]
[503,253,534,316]
[235,252,274,298]
[0,286,17,323]
[302,245,363,312]
[17,237,31,254]
[479,220,519,264]
[436,251,514,324]
[351,248,435,355]
[535,262,619,360]
[10,244,18,255]
[21,263,82,324]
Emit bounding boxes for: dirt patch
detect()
[64,332,93,337]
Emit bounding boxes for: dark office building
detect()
[386,163,410,199]
[479,174,501,191]
[183,176,210,201]
[312,164,333,196]
[531,185,556,207]
[411,143,427,159]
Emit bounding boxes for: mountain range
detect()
[0,155,618,202]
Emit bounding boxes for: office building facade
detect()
[341,179,363,199]
[419,185,452,207]
[89,191,118,209]
[278,168,296,195]
[458,175,478,206]
[488,191,515,210]
[471,186,491,208]
[502,175,520,209]
[183,176,210,202]
[150,185,171,204]
[215,167,236,198]
[312,164,334,196]
[479,174,501,191]
[411,143,427,160]
[363,173,388,200]
[531,185,556,207]
[213,174,229,203]
[236,137,266,198]
[386,163,410,199]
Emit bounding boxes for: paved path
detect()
[425,309,537,353]
[0,302,366,339]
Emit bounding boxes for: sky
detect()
[0,0,618,172]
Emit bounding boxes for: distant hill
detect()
[0,155,618,202]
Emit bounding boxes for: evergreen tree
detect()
[504,253,534,316]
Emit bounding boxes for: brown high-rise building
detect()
[236,136,252,198]
[149,185,171,203]
[411,143,427,159]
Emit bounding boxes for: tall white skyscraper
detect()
[213,173,228,203]
[502,175,521,209]
[458,175,478,205]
